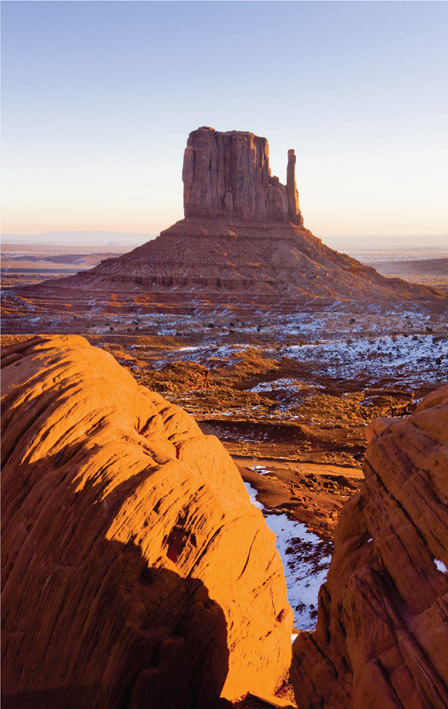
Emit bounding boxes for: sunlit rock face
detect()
[1,336,292,708]
[183,126,303,224]
[291,384,448,708]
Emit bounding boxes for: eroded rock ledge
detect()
[291,384,448,708]
[1,336,292,708]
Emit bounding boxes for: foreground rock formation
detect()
[29,126,442,306]
[1,336,293,708]
[291,385,448,708]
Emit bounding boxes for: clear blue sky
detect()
[2,1,447,246]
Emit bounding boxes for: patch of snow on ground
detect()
[249,378,298,393]
[276,334,448,387]
[178,346,204,352]
[251,465,271,475]
[244,482,264,510]
[244,481,332,630]
[434,559,448,573]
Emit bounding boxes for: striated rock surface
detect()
[183,126,302,224]
[291,385,448,708]
[1,336,293,708]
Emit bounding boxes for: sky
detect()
[1,0,447,249]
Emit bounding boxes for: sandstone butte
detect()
[39,126,442,305]
[292,384,448,708]
[1,335,293,709]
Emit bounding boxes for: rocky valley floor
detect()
[1,255,447,708]
[3,280,447,607]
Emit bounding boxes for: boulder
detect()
[291,384,448,708]
[1,336,293,708]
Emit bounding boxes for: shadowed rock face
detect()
[291,384,448,708]
[1,336,293,708]
[183,126,302,224]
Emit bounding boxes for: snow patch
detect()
[434,559,447,573]
[244,481,331,630]
[251,465,271,475]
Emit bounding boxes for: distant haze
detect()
[3,231,447,261]
[2,2,447,243]
[1,231,154,251]
[322,233,448,255]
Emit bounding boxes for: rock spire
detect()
[287,149,301,224]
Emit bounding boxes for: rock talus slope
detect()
[1,336,293,709]
[291,385,448,708]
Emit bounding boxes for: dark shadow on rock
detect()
[2,441,229,708]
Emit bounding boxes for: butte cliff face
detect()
[291,384,448,708]
[44,126,441,304]
[183,126,302,224]
[1,336,293,708]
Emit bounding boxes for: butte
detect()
[12,126,445,316]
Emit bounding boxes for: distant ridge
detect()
[2,231,152,250]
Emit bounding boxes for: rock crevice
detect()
[291,384,448,708]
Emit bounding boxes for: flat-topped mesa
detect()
[182,126,303,224]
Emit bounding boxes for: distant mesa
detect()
[25,127,444,304]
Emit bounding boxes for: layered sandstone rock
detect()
[1,336,293,708]
[69,217,440,302]
[291,385,448,708]
[44,127,441,304]
[183,126,302,224]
